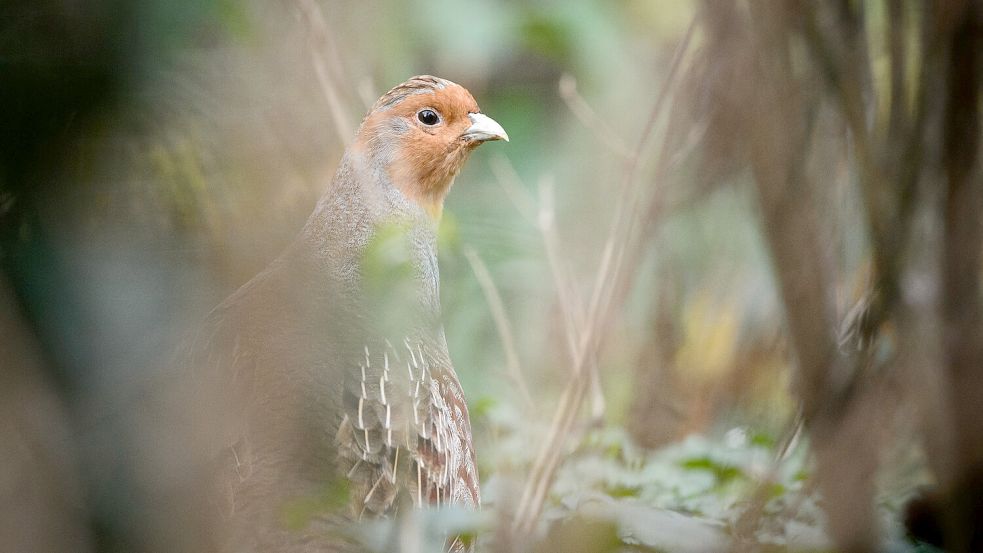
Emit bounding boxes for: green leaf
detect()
[680,456,746,486]
[279,479,350,531]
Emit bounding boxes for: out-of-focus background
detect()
[2,1,980,551]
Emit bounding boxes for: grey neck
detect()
[299,151,443,325]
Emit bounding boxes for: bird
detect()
[188,75,508,552]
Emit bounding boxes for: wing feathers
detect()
[337,338,477,519]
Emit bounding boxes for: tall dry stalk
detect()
[508,19,698,539]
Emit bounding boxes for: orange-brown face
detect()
[354,76,508,218]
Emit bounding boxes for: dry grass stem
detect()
[558,73,633,160]
[296,0,355,146]
[510,19,698,538]
[488,153,537,223]
[463,247,535,411]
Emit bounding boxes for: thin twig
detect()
[296,0,355,146]
[589,18,698,340]
[463,247,535,411]
[537,176,587,365]
[729,413,804,553]
[489,153,537,224]
[511,18,698,537]
[357,76,377,112]
[558,73,633,160]
[488,158,608,518]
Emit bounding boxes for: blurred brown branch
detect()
[687,0,983,550]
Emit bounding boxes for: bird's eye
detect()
[417,109,440,126]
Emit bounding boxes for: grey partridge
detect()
[193,75,507,552]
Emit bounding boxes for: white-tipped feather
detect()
[338,337,478,527]
[391,448,399,483]
[417,462,423,507]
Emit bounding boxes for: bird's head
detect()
[353,75,508,219]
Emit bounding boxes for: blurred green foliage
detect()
[280,479,351,532]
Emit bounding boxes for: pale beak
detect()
[463,113,509,142]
